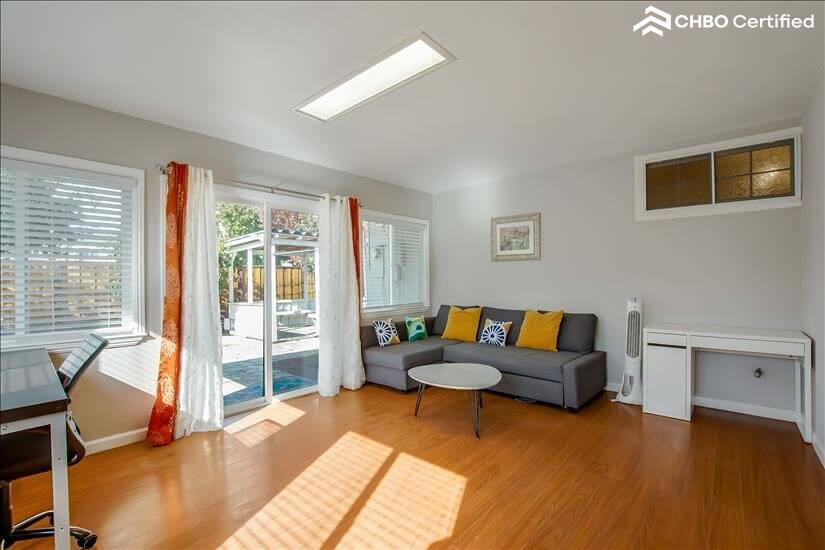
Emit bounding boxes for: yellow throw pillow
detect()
[441,306,482,342]
[516,309,564,352]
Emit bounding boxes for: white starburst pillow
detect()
[479,319,512,347]
[372,319,400,347]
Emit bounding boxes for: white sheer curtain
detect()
[175,166,223,437]
[317,195,365,396]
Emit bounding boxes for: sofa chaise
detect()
[360,305,607,410]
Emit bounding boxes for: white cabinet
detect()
[643,339,690,421]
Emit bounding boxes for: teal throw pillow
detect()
[405,316,428,341]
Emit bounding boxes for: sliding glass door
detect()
[270,208,319,396]
[215,187,319,414]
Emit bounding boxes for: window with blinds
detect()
[360,213,429,313]
[0,150,143,348]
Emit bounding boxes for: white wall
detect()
[801,66,825,459]
[431,122,805,413]
[0,84,432,442]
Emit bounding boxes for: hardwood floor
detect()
[10,386,825,549]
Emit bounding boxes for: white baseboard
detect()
[604,382,621,392]
[813,434,825,470]
[693,396,799,423]
[86,427,147,454]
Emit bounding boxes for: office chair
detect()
[0,416,97,548]
[58,334,108,395]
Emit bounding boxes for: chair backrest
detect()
[0,414,87,483]
[66,414,87,466]
[58,334,108,394]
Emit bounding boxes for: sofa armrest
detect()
[360,324,378,352]
[562,351,607,409]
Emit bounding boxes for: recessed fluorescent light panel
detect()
[295,33,455,122]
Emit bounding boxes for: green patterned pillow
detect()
[405,316,428,341]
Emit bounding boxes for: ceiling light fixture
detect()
[294,33,455,122]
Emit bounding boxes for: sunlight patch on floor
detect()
[224,401,307,447]
[336,452,466,549]
[218,432,393,549]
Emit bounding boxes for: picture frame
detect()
[490,212,541,262]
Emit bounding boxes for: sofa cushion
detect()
[516,309,563,352]
[555,313,598,353]
[442,342,583,382]
[405,316,428,341]
[442,306,482,342]
[364,337,461,370]
[478,319,512,347]
[372,319,400,347]
[432,304,479,336]
[475,307,525,345]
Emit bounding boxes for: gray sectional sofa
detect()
[360,305,607,409]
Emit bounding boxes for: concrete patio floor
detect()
[222,334,319,406]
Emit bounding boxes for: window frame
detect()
[0,145,146,352]
[359,209,430,320]
[634,127,802,221]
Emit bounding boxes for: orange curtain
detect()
[147,162,189,447]
[348,197,361,291]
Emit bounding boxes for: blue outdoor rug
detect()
[223,350,317,406]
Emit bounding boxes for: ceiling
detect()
[1,1,823,193]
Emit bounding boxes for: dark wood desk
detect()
[1,348,71,548]
[1,348,68,423]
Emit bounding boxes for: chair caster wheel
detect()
[76,533,97,548]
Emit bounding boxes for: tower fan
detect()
[613,297,643,405]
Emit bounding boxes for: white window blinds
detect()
[0,157,138,344]
[361,214,428,312]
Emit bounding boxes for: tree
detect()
[271,209,318,270]
[218,203,263,239]
[217,204,264,312]
[271,209,318,234]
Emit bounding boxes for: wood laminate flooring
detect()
[9,386,824,549]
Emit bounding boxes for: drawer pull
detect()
[647,343,686,350]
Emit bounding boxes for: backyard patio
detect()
[222,333,319,406]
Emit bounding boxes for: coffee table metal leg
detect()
[414,383,426,417]
[465,390,481,438]
[478,391,483,409]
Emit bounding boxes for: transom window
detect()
[0,146,145,350]
[714,140,794,202]
[645,154,711,210]
[635,128,801,221]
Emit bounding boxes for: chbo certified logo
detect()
[633,5,672,37]
[633,4,816,38]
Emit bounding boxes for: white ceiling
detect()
[1,1,823,193]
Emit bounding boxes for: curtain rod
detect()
[154,163,363,206]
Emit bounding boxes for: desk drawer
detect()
[646,332,687,347]
[690,335,804,357]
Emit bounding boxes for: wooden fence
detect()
[229,266,315,302]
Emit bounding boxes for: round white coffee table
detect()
[407,363,502,438]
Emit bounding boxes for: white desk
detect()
[0,348,71,549]
[642,323,812,443]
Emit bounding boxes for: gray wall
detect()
[801,67,825,455]
[431,122,805,413]
[0,84,432,441]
